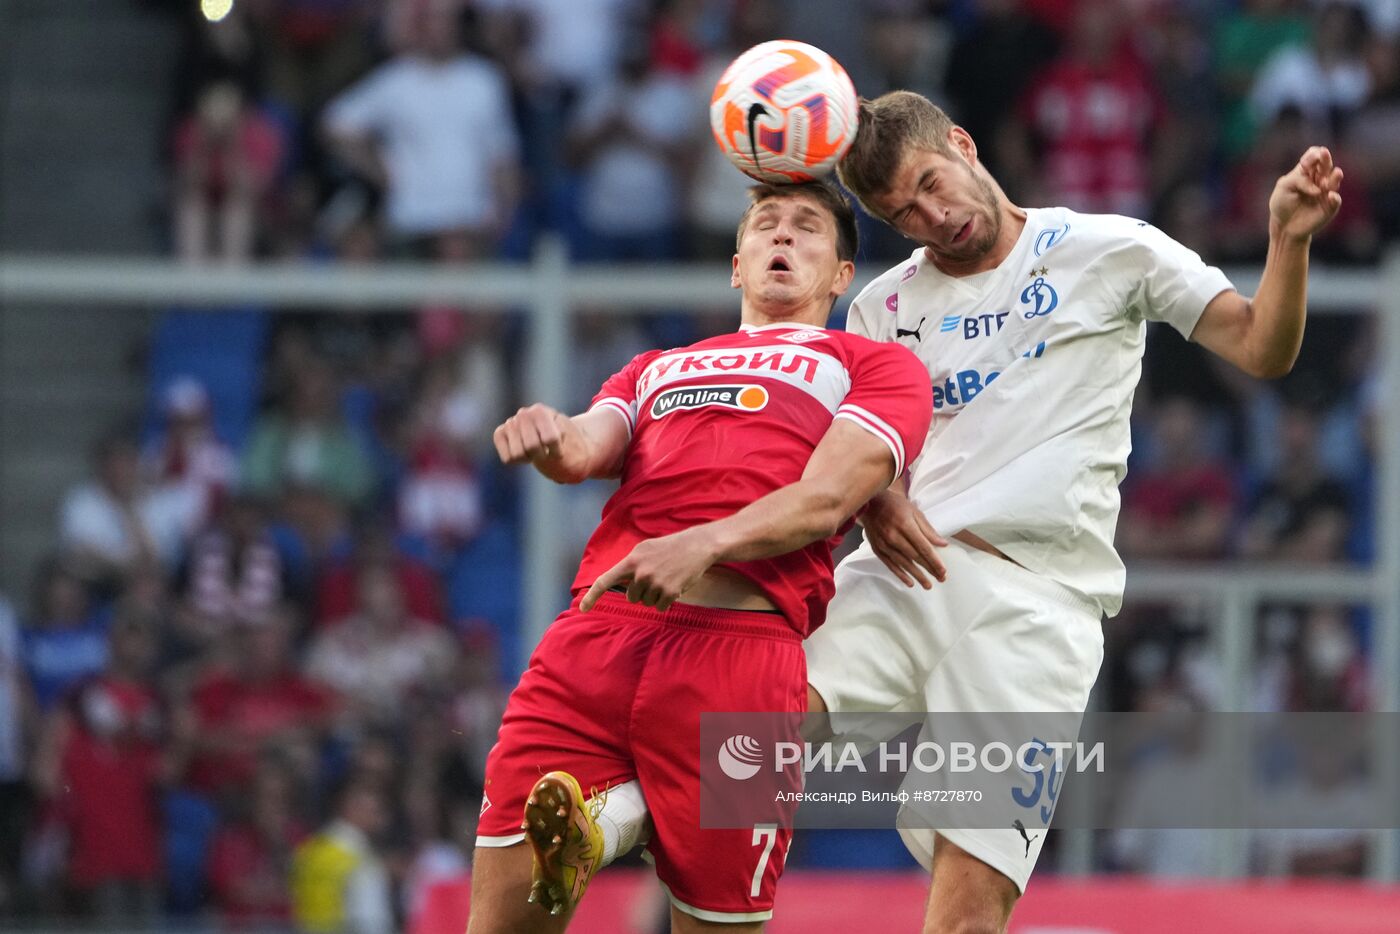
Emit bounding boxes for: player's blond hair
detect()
[837,91,956,222]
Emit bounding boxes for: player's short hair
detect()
[837,91,956,221]
[735,180,859,262]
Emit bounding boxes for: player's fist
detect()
[1269,146,1344,243]
[493,403,567,464]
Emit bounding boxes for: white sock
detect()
[592,780,651,867]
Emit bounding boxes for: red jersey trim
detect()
[591,397,636,436]
[834,403,907,476]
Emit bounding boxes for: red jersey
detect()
[572,323,932,636]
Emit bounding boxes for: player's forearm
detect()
[1245,221,1312,378]
[534,413,623,484]
[697,480,854,565]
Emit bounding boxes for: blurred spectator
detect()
[30,614,170,921]
[1142,5,1218,203]
[323,0,521,256]
[1249,2,1372,138]
[1344,33,1400,241]
[1108,693,1224,877]
[60,433,200,583]
[208,754,309,929]
[307,563,459,729]
[398,774,468,920]
[181,610,336,800]
[242,356,375,507]
[479,0,641,220]
[395,354,497,555]
[145,376,240,529]
[21,558,110,712]
[176,495,289,657]
[860,0,950,103]
[1282,605,1369,712]
[1220,106,1378,263]
[565,39,697,261]
[1255,726,1369,875]
[1238,400,1351,563]
[315,521,443,628]
[647,0,706,77]
[1213,0,1311,159]
[445,625,507,782]
[0,596,30,917]
[686,0,783,260]
[944,0,1057,179]
[250,0,373,120]
[1002,0,1166,215]
[291,778,394,934]
[173,79,287,263]
[1119,397,1238,560]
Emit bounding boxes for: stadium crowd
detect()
[0,0,1391,927]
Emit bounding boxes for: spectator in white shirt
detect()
[61,434,199,583]
[323,0,521,256]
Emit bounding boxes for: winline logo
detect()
[651,384,769,418]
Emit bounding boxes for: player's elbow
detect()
[1248,351,1298,380]
[805,489,849,540]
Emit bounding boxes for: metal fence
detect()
[2,244,1397,881]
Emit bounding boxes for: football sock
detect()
[595,779,651,867]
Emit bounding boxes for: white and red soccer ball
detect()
[709,40,859,184]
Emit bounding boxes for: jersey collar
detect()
[738,322,827,333]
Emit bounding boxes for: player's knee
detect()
[806,684,827,714]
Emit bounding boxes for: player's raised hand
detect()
[861,489,948,588]
[1269,146,1344,242]
[493,403,584,482]
[580,528,720,613]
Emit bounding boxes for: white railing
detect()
[3,244,1398,881]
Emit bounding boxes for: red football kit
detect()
[478,323,931,921]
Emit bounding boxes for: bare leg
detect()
[671,905,765,934]
[174,191,209,263]
[466,843,573,934]
[218,192,256,262]
[921,834,1019,934]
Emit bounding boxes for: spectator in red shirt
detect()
[208,753,309,928]
[179,608,336,800]
[31,614,171,921]
[172,78,285,263]
[1120,396,1240,560]
[1003,0,1166,216]
[315,522,443,628]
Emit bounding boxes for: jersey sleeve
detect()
[845,278,895,342]
[833,341,933,479]
[1127,220,1234,339]
[588,349,664,438]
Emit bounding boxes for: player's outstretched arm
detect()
[1190,146,1343,379]
[580,419,908,612]
[493,404,628,484]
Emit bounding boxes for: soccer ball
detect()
[709,40,859,184]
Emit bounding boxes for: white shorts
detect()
[806,539,1105,893]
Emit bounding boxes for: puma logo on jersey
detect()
[651,384,769,418]
[896,317,926,341]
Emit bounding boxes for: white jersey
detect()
[848,207,1232,615]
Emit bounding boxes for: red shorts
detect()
[477,592,806,922]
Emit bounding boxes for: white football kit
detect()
[805,207,1234,890]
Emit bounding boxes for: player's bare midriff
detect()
[677,566,779,611]
[952,529,1016,565]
